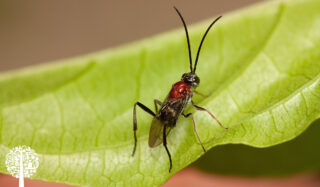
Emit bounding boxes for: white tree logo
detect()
[6,145,39,187]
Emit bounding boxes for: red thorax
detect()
[170,81,191,99]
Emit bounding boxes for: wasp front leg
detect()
[182,112,206,152]
[194,90,208,98]
[132,102,156,156]
[154,99,162,113]
[191,101,228,129]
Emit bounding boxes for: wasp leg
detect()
[191,101,228,129]
[154,99,162,113]
[194,90,208,98]
[163,123,172,172]
[182,113,206,153]
[132,102,156,156]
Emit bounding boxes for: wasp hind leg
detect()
[182,112,206,153]
[163,123,172,172]
[132,102,156,156]
[191,100,228,129]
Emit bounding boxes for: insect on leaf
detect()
[1,0,320,186]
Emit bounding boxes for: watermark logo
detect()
[6,145,39,187]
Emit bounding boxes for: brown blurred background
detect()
[0,0,260,72]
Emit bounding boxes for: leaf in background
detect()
[1,0,320,186]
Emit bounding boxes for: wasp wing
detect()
[148,117,172,147]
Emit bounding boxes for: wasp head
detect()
[182,72,200,88]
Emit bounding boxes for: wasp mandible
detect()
[132,7,227,172]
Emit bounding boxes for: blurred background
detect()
[0,0,259,71]
[1,0,320,187]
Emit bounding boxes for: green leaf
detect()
[1,0,320,186]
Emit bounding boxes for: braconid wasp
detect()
[132,7,228,172]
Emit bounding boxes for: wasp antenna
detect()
[174,6,193,72]
[193,16,222,73]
